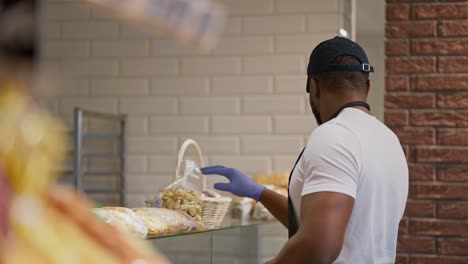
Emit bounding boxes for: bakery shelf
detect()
[148,218,287,264]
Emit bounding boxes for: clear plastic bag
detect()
[92,207,148,239]
[159,160,203,222]
[231,197,254,223]
[132,208,199,234]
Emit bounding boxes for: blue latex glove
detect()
[201,165,265,201]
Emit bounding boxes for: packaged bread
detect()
[133,207,199,234]
[128,209,168,236]
[93,207,148,239]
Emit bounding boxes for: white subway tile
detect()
[272,156,299,171]
[209,156,271,175]
[151,40,207,56]
[90,7,116,20]
[126,193,149,208]
[275,0,339,13]
[127,137,178,154]
[120,23,166,38]
[41,23,61,39]
[41,59,61,75]
[181,57,241,75]
[223,17,242,35]
[212,76,273,95]
[92,40,149,56]
[151,78,210,96]
[126,156,147,173]
[62,59,118,76]
[62,22,119,39]
[180,97,240,115]
[243,16,305,34]
[59,98,118,115]
[119,97,177,115]
[126,116,149,136]
[148,156,177,173]
[308,15,339,32]
[223,0,273,15]
[149,117,209,134]
[243,96,305,114]
[274,115,316,134]
[211,116,272,134]
[90,79,149,96]
[180,136,240,155]
[126,175,172,192]
[47,79,89,96]
[241,136,303,154]
[243,55,304,74]
[43,2,90,21]
[42,41,89,58]
[87,118,119,134]
[120,59,179,76]
[87,159,120,172]
[275,34,334,53]
[213,36,273,55]
[275,75,306,94]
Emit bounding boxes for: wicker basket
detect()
[174,139,231,229]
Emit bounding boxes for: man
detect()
[202,36,408,263]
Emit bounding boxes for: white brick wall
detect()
[39,0,346,206]
[39,0,348,260]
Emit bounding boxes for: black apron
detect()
[287,101,370,238]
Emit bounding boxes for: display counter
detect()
[148,218,287,264]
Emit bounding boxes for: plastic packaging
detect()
[231,197,254,223]
[92,207,148,239]
[129,209,168,236]
[133,208,199,234]
[159,160,203,222]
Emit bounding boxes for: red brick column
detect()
[385,1,468,263]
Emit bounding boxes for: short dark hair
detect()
[313,55,369,94]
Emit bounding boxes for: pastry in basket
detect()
[159,139,231,230]
[133,207,199,234]
[93,207,148,239]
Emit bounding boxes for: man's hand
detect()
[201,165,266,201]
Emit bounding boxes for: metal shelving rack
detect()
[72,107,127,206]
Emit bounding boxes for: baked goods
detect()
[130,209,168,236]
[93,207,148,239]
[47,186,168,263]
[253,171,289,188]
[160,186,203,222]
[133,207,199,234]
[0,85,169,264]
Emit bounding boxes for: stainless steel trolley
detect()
[72,108,127,206]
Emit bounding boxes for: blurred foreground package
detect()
[0,1,171,263]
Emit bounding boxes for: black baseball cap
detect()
[306,36,374,93]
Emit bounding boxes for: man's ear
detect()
[313,78,320,98]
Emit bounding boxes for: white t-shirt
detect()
[289,108,408,264]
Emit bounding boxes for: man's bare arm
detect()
[258,188,289,228]
[266,191,354,264]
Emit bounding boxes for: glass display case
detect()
[148,218,287,264]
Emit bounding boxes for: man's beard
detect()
[311,101,323,125]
